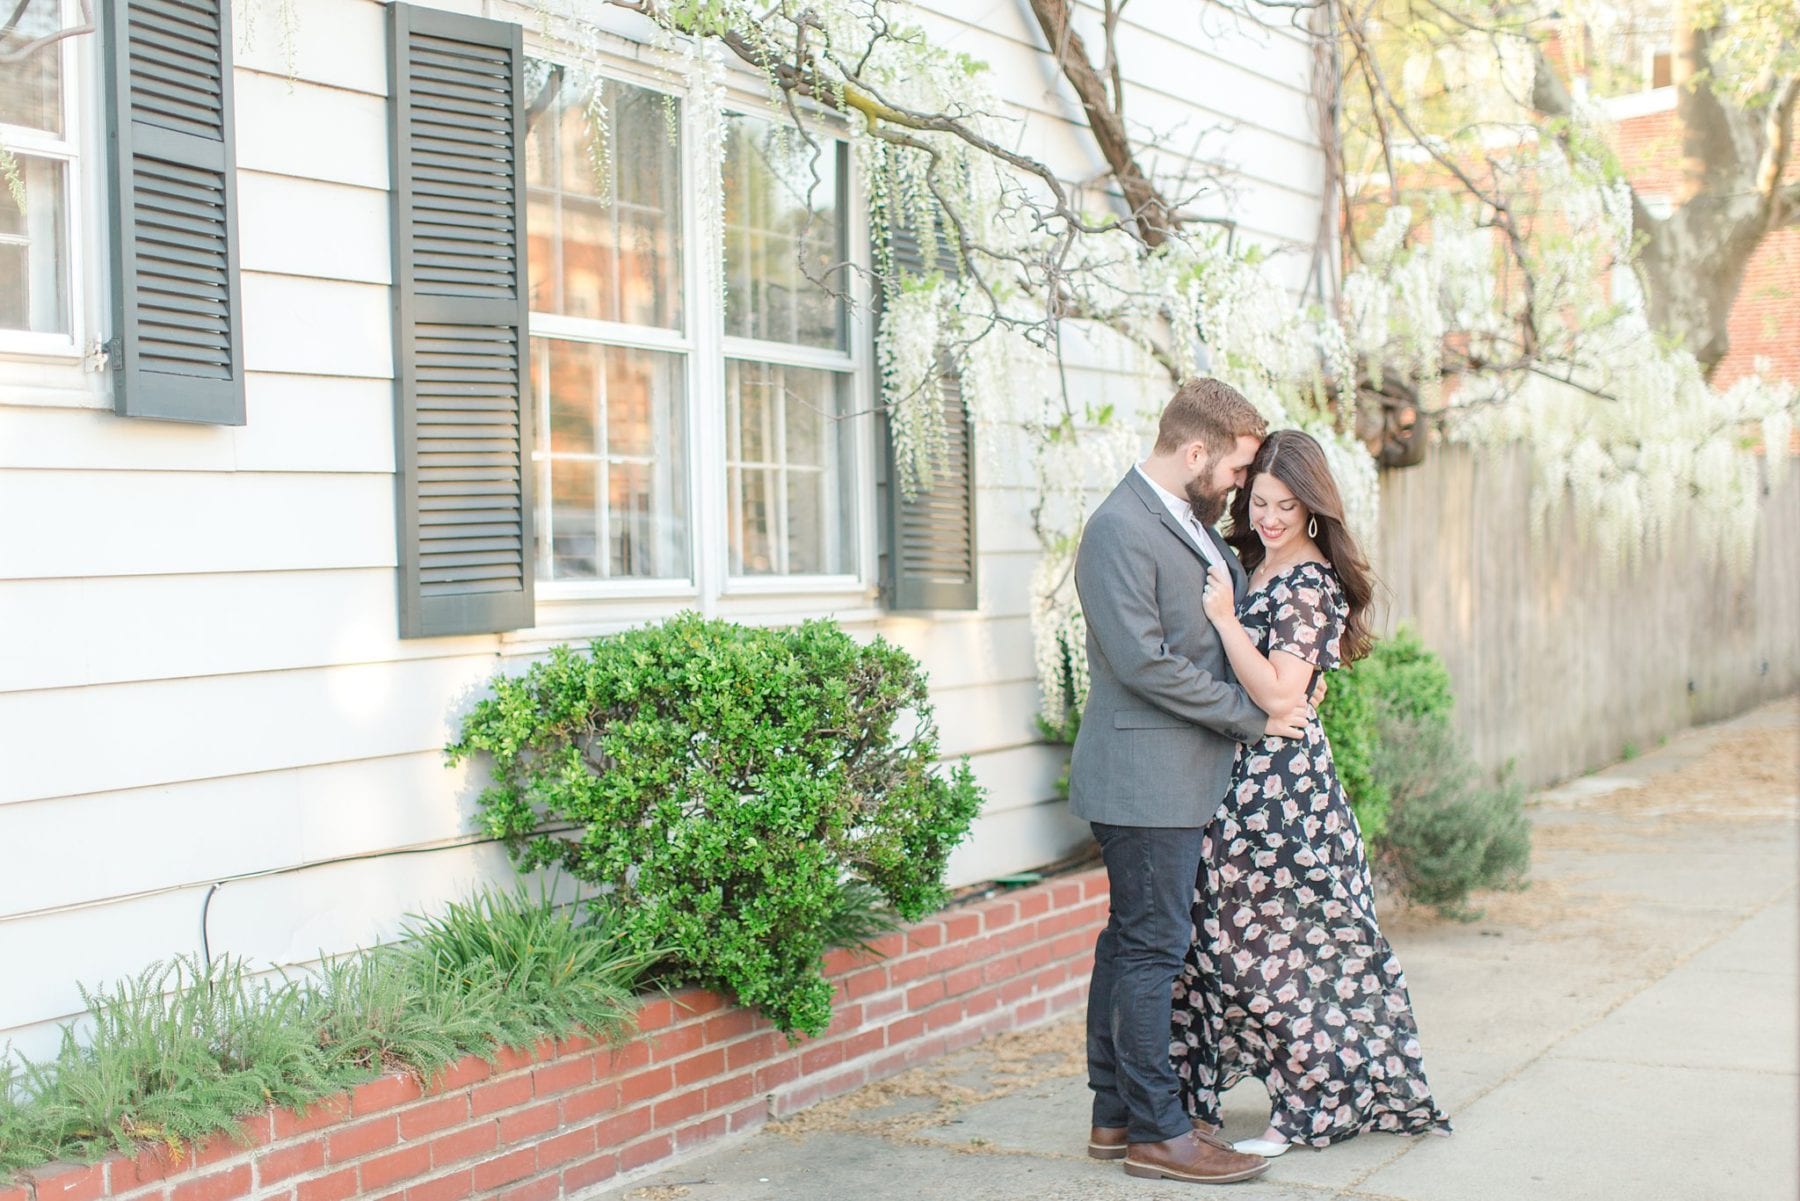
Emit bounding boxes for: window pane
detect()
[0,0,63,135]
[524,67,681,329]
[723,115,846,349]
[725,361,856,576]
[532,337,689,582]
[0,154,68,334]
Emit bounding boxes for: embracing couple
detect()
[1071,378,1451,1185]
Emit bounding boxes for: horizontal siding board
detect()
[233,0,388,95]
[233,69,388,188]
[943,795,1091,889]
[0,471,395,579]
[0,655,503,805]
[237,172,390,283]
[241,273,393,378]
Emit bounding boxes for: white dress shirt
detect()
[1136,464,1228,575]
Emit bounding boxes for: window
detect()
[0,0,80,348]
[721,114,856,580]
[526,68,690,585]
[523,62,866,602]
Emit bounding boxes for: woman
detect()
[1171,429,1451,1156]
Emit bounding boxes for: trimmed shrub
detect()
[1374,716,1531,920]
[449,613,984,1037]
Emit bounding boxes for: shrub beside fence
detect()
[1,869,1109,1201]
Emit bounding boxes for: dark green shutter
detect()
[100,0,245,424]
[387,4,534,638]
[879,222,978,611]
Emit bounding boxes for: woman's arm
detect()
[1202,564,1317,717]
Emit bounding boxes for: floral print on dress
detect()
[1171,561,1452,1148]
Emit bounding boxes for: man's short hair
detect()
[1153,378,1268,455]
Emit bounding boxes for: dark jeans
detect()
[1086,820,1207,1144]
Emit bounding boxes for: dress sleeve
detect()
[1267,567,1342,670]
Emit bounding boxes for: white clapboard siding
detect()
[0,655,505,805]
[879,613,1040,693]
[241,275,393,378]
[944,795,1092,889]
[0,471,396,580]
[238,173,391,285]
[933,678,1046,758]
[234,0,389,95]
[0,751,481,919]
[233,72,390,190]
[0,377,392,474]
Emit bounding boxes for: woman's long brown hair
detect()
[1224,430,1377,664]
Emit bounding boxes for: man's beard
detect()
[1184,473,1230,528]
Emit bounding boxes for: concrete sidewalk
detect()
[599,698,1800,1201]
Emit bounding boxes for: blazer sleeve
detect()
[1076,511,1268,743]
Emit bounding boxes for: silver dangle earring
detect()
[1307,516,1318,539]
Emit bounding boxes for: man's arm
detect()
[1076,513,1271,744]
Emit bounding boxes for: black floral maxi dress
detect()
[1170,561,1452,1147]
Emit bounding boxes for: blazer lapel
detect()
[1123,469,1215,569]
[1206,526,1248,601]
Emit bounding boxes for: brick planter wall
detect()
[5,867,1109,1201]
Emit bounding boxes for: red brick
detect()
[31,1164,105,1201]
[944,965,984,997]
[602,1039,652,1074]
[427,1122,498,1168]
[998,922,1037,952]
[496,1099,560,1144]
[493,1173,559,1201]
[632,998,676,1033]
[943,911,981,941]
[727,1098,770,1133]
[327,1115,398,1163]
[112,1146,181,1191]
[702,1009,759,1045]
[490,1046,536,1074]
[999,975,1035,1004]
[1050,881,1082,907]
[469,1074,533,1117]
[618,1065,672,1105]
[560,1080,621,1124]
[272,1096,352,1141]
[1017,941,1054,973]
[295,1167,358,1201]
[650,1023,704,1059]
[1015,890,1051,919]
[0,1186,30,1201]
[674,990,728,1019]
[1034,963,1070,991]
[669,1047,725,1087]
[594,1106,653,1149]
[839,1027,885,1063]
[925,1001,964,1032]
[257,1138,327,1186]
[651,1088,706,1128]
[981,900,1020,931]
[470,1148,535,1192]
[619,1135,672,1173]
[403,1169,472,1201]
[531,1054,593,1098]
[559,1153,619,1194]
[170,1165,250,1201]
[533,1126,595,1172]
[753,1057,800,1092]
[906,980,945,1009]
[839,965,889,1000]
[884,952,932,987]
[352,1074,424,1116]
[884,1013,926,1045]
[427,1057,490,1091]
[398,1095,469,1141]
[820,947,861,976]
[904,925,944,952]
[674,1113,729,1152]
[862,992,904,1023]
[359,1145,430,1193]
[725,1031,781,1071]
[964,987,1002,1018]
[703,1070,757,1112]
[799,1039,846,1075]
[1081,870,1109,898]
[1014,997,1047,1025]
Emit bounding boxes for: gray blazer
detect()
[1067,470,1268,828]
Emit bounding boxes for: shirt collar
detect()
[1135,463,1197,526]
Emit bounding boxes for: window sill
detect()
[0,350,108,410]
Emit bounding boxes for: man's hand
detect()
[1262,698,1312,740]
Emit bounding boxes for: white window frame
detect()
[517,38,879,634]
[0,0,90,361]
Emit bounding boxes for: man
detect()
[1070,378,1312,1185]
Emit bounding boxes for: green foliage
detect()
[1319,626,1455,843]
[0,889,647,1175]
[448,612,984,1038]
[1373,717,1531,921]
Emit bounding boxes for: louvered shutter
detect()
[99,0,245,424]
[879,222,978,611]
[387,5,534,638]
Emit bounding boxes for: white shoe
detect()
[1231,1137,1291,1158]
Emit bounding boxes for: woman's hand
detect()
[1202,563,1236,625]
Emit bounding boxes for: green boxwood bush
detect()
[449,613,984,1038]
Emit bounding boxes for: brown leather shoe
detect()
[1124,1130,1269,1184]
[1090,1119,1230,1160]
